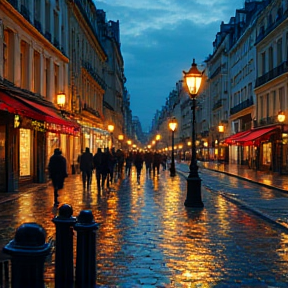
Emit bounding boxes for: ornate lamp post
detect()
[108,124,114,148]
[278,111,285,175]
[169,117,177,177]
[218,123,224,162]
[183,59,204,208]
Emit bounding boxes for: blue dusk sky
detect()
[94,0,245,132]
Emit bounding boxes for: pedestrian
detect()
[153,151,161,175]
[161,153,167,171]
[80,147,93,189]
[125,151,133,176]
[116,149,125,177]
[108,147,117,184]
[134,151,143,184]
[144,150,153,174]
[48,148,68,206]
[93,148,103,190]
[101,148,111,188]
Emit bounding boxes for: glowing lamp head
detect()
[278,111,285,123]
[57,93,66,107]
[108,124,114,133]
[183,59,203,98]
[169,118,177,132]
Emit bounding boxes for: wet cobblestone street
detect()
[0,167,288,287]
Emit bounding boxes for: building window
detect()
[268,46,273,71]
[261,52,266,75]
[45,58,50,98]
[3,29,14,82]
[54,64,59,102]
[20,40,29,89]
[19,128,32,177]
[279,87,284,108]
[262,142,271,166]
[33,50,41,94]
[277,38,282,65]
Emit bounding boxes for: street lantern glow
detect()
[127,140,132,145]
[218,124,224,133]
[156,134,161,141]
[108,124,114,133]
[169,118,177,132]
[278,111,285,123]
[183,59,203,98]
[118,134,124,141]
[57,93,66,106]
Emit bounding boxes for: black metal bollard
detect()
[2,222,51,288]
[74,210,99,288]
[52,204,76,288]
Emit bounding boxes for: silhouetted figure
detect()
[80,147,93,189]
[134,151,143,184]
[144,151,153,174]
[48,148,68,206]
[125,152,133,176]
[153,151,162,175]
[93,148,103,190]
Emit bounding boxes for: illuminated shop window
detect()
[19,128,31,176]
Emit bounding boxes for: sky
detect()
[94,0,245,132]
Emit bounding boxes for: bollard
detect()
[74,210,99,288]
[52,204,76,288]
[2,222,51,288]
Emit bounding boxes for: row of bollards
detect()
[2,204,99,288]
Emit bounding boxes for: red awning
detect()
[235,126,278,146]
[0,91,79,134]
[16,96,79,128]
[0,91,46,121]
[223,130,251,145]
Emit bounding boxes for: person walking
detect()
[125,151,133,176]
[93,148,103,190]
[153,151,162,176]
[80,147,93,189]
[134,151,143,184]
[48,148,68,206]
[144,150,153,174]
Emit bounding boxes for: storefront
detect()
[0,91,80,192]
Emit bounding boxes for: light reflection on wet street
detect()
[0,167,288,287]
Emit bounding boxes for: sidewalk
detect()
[176,161,288,230]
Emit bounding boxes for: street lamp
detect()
[183,59,204,208]
[278,111,285,175]
[169,117,177,177]
[118,134,124,149]
[218,123,224,162]
[108,124,114,148]
[155,134,161,150]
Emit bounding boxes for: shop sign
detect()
[32,120,46,132]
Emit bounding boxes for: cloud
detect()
[94,0,244,132]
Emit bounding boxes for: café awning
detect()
[235,126,278,146]
[223,130,251,145]
[0,91,79,134]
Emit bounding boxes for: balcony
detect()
[255,115,278,128]
[212,99,224,111]
[230,97,253,115]
[255,61,288,88]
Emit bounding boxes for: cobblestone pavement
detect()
[0,165,288,287]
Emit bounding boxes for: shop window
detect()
[262,142,271,166]
[19,128,31,176]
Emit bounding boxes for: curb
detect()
[176,168,288,232]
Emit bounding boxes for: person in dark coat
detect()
[93,148,103,190]
[101,148,111,188]
[144,150,153,174]
[80,147,93,189]
[153,151,162,175]
[125,151,133,176]
[48,148,68,206]
[134,151,143,184]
